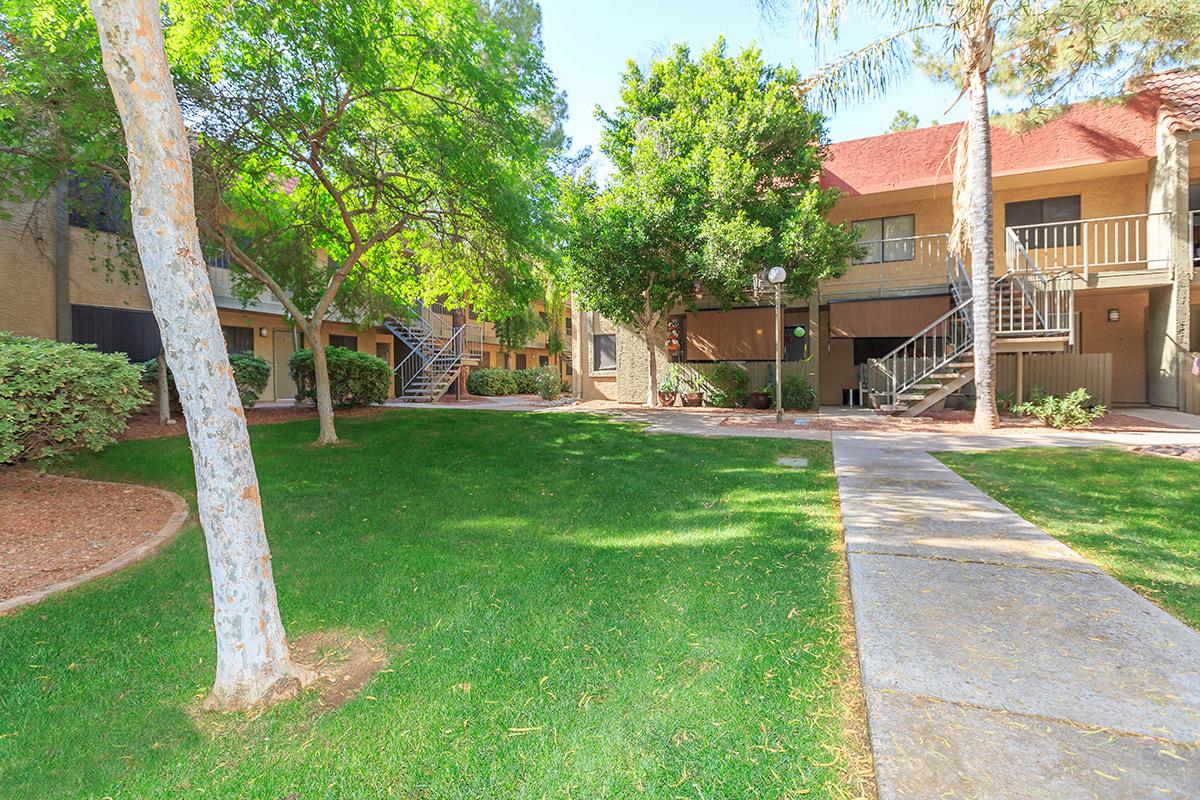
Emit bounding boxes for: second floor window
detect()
[1005,195,1081,250]
[69,174,128,234]
[853,214,915,263]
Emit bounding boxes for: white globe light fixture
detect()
[767,266,787,285]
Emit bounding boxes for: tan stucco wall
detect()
[1074,289,1148,405]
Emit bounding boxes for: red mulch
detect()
[717,409,1184,434]
[0,469,179,603]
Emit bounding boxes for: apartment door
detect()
[272,329,298,400]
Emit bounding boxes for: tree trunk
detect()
[308,332,338,444]
[89,0,309,709]
[156,348,171,424]
[966,60,999,431]
[644,321,658,407]
[452,308,467,399]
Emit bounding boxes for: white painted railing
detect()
[823,234,955,298]
[207,265,287,314]
[1004,212,1174,278]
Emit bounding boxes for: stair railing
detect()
[866,295,974,408]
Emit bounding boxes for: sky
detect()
[539,0,965,173]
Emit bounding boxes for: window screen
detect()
[1005,195,1081,249]
[329,334,358,350]
[593,334,617,370]
[71,305,161,362]
[539,355,549,367]
[221,326,254,355]
[852,215,915,263]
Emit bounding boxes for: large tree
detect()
[86,0,308,709]
[758,0,1200,430]
[176,0,558,444]
[563,41,857,405]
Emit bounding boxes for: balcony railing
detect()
[1004,212,1174,278]
[822,234,955,299]
[207,265,287,314]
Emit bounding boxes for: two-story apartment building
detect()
[573,69,1200,414]
[0,185,562,403]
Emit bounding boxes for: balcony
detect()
[1004,212,1176,283]
[821,234,956,300]
[207,265,288,316]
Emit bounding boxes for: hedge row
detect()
[1,334,150,464]
[140,352,270,408]
[468,367,563,400]
[289,347,391,408]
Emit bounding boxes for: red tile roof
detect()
[821,91,1163,196]
[1136,69,1200,134]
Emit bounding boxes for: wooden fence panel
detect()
[1182,353,1200,415]
[995,352,1112,406]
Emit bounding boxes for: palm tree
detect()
[758,0,1004,430]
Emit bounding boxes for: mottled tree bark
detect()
[307,332,338,444]
[89,0,309,708]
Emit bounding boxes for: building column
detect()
[1145,117,1193,408]
[53,178,71,342]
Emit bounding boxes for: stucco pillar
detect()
[53,178,71,342]
[1145,117,1193,407]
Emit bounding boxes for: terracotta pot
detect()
[681,392,703,407]
[749,392,772,410]
[658,391,677,406]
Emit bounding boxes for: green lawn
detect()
[938,447,1200,630]
[0,410,865,799]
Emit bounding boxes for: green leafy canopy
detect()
[562,39,856,330]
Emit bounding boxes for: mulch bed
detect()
[717,410,1185,435]
[0,469,182,604]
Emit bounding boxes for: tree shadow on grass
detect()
[2,410,853,800]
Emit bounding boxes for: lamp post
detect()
[767,266,787,423]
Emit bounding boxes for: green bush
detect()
[1012,387,1105,429]
[533,369,562,400]
[228,353,270,407]
[768,375,816,410]
[511,368,544,394]
[289,346,390,408]
[705,362,749,408]
[139,352,269,408]
[0,334,150,464]
[467,367,519,396]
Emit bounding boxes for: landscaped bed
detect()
[0,410,870,798]
[939,446,1200,630]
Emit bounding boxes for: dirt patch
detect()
[121,404,400,440]
[0,469,186,607]
[290,630,392,712]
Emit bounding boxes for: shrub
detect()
[768,374,816,410]
[138,351,270,408]
[705,362,749,407]
[289,346,390,408]
[0,334,150,464]
[228,353,270,408]
[467,367,518,396]
[1012,388,1105,430]
[533,369,562,400]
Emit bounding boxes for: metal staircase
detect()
[384,304,483,402]
[867,246,1075,416]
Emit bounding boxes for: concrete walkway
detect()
[835,434,1200,799]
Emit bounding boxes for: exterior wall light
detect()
[259,327,269,337]
[1107,309,1120,323]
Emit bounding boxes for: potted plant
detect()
[680,374,704,407]
[749,384,772,410]
[658,364,683,406]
